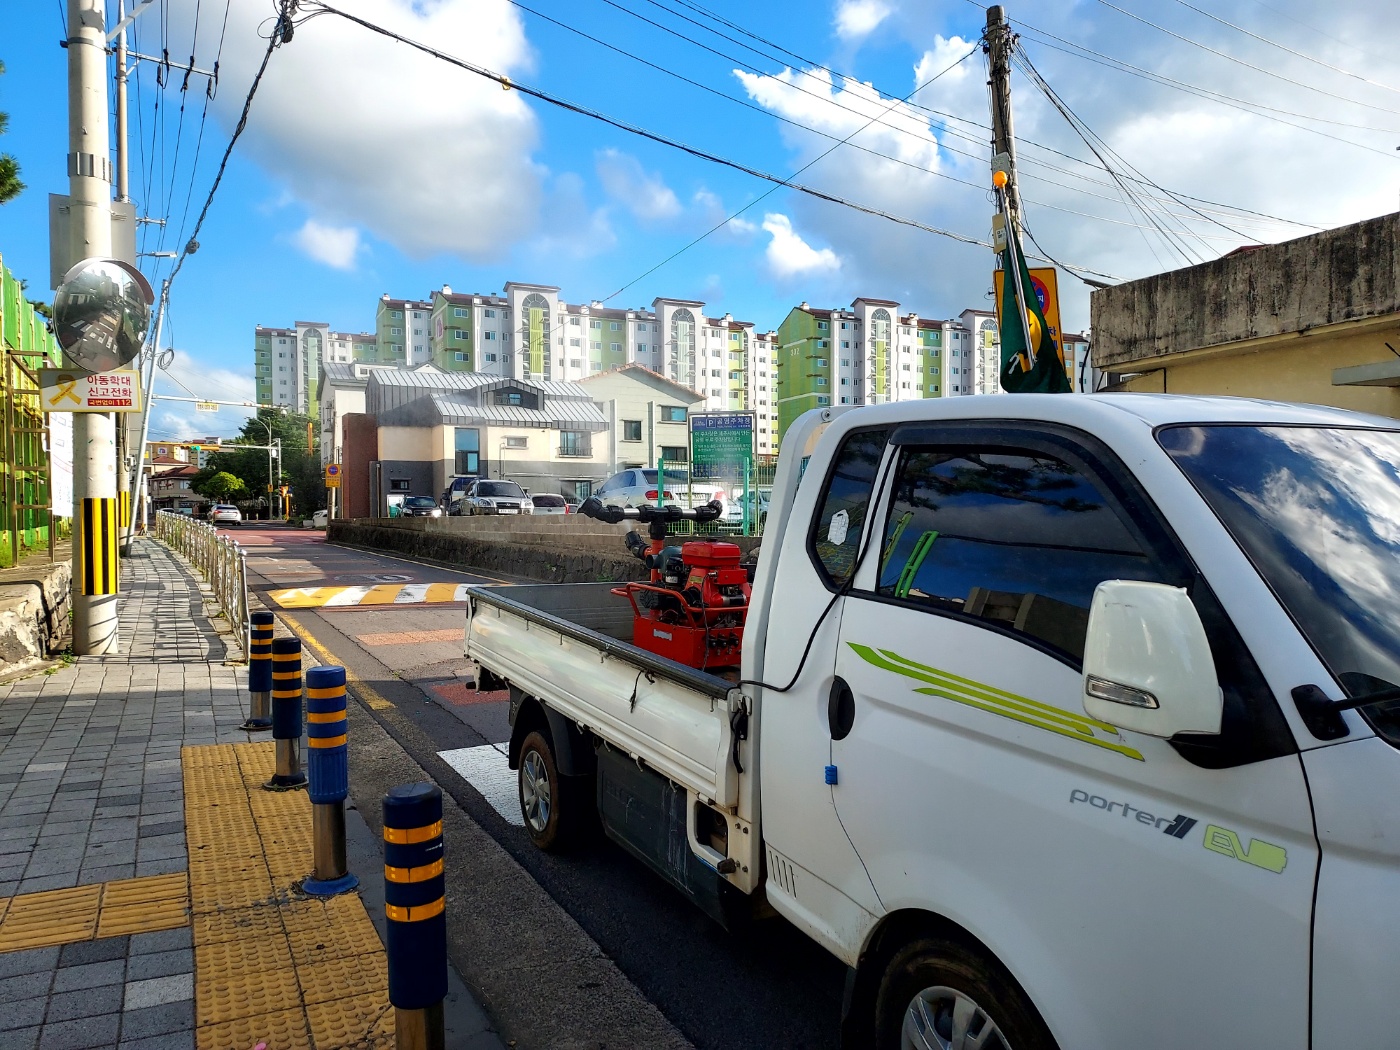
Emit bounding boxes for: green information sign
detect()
[690,413,755,479]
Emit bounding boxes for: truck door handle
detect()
[828,677,855,740]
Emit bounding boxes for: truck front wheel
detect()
[517,730,585,852]
[873,937,1056,1050]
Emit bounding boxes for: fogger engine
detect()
[579,497,751,670]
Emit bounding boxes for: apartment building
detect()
[254,322,378,413]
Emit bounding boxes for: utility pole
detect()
[985,5,1024,232]
[67,0,120,654]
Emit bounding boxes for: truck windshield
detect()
[1159,424,1400,744]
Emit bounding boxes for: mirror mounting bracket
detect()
[1291,684,1351,741]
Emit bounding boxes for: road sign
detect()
[195,401,218,412]
[689,412,755,480]
[40,369,142,412]
[994,266,1065,372]
[325,463,342,489]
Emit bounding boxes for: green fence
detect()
[0,253,60,568]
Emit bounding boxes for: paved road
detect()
[231,523,847,1050]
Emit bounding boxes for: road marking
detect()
[268,583,478,608]
[437,744,523,827]
[357,628,463,647]
[278,614,395,711]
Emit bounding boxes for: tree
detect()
[0,61,24,205]
[193,470,247,502]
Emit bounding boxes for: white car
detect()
[529,494,571,516]
[312,509,328,529]
[454,479,534,515]
[593,468,727,512]
[208,504,241,525]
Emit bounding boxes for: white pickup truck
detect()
[464,394,1400,1049]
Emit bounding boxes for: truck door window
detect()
[876,446,1166,662]
[808,428,891,588]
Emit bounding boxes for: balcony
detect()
[557,444,592,458]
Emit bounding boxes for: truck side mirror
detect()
[1082,580,1222,739]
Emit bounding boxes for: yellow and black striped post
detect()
[302,665,357,896]
[384,783,446,1050]
[241,611,274,732]
[265,637,307,791]
[76,497,119,595]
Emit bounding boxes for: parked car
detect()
[312,509,328,529]
[207,504,241,525]
[441,475,479,508]
[398,496,443,518]
[453,479,533,515]
[593,468,727,512]
[529,494,571,516]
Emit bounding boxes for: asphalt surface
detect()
[230,522,847,1050]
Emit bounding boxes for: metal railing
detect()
[153,511,251,657]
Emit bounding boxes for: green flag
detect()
[999,239,1071,394]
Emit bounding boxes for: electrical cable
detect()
[648,0,1322,233]
[1008,17,1400,157]
[598,44,981,304]
[1166,0,1400,97]
[1092,0,1400,117]
[165,4,287,290]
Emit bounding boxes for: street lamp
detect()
[254,409,285,519]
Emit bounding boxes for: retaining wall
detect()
[328,516,762,583]
[0,558,72,673]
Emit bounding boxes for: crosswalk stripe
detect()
[425,583,459,603]
[437,745,522,827]
[393,584,431,604]
[323,586,372,607]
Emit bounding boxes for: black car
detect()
[398,495,442,518]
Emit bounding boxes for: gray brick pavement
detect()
[0,542,242,1050]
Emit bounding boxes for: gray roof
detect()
[376,392,607,432]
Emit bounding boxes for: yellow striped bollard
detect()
[264,637,307,790]
[302,665,357,896]
[384,783,446,1050]
[241,611,274,731]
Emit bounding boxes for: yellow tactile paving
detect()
[0,873,191,953]
[184,741,397,1048]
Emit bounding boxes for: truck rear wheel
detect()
[873,937,1056,1050]
[517,730,584,852]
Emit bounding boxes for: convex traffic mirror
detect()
[52,258,155,374]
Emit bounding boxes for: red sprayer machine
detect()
[578,497,751,670]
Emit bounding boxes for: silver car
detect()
[456,479,534,515]
[208,504,241,525]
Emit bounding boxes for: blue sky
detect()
[3,0,1397,441]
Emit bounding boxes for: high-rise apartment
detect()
[254,322,377,414]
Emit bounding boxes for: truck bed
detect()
[464,582,742,809]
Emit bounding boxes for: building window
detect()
[503,435,528,449]
[637,343,647,353]
[455,352,467,362]
[484,309,496,318]
[817,321,828,331]
[622,420,642,442]
[610,321,621,331]
[484,332,497,340]
[454,427,480,475]
[590,320,602,329]
[453,307,467,318]
[661,406,687,423]
[486,353,498,362]
[559,431,591,457]
[569,338,581,347]
[659,445,688,463]
[591,341,602,350]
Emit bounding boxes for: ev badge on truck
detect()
[1070,789,1287,873]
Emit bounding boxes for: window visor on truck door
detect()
[1159,423,1400,750]
[870,422,1296,769]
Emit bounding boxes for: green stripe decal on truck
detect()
[848,644,1146,762]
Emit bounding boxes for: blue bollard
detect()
[384,782,446,1049]
[241,611,275,731]
[264,637,306,791]
[302,665,357,897]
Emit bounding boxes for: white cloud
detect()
[149,350,259,441]
[596,150,682,222]
[292,219,360,270]
[762,214,840,278]
[834,0,891,40]
[186,0,541,261]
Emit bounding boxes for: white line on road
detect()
[437,744,524,827]
[394,584,431,604]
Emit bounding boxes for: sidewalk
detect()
[0,539,502,1050]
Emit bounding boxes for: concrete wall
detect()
[0,557,72,672]
[341,414,379,519]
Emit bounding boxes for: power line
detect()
[1165,0,1400,97]
[600,45,981,303]
[1010,18,1400,159]
[1092,0,1400,119]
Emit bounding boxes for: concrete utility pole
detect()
[985,5,1024,231]
[67,0,121,654]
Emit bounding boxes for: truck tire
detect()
[873,937,1056,1050]
[517,730,583,852]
